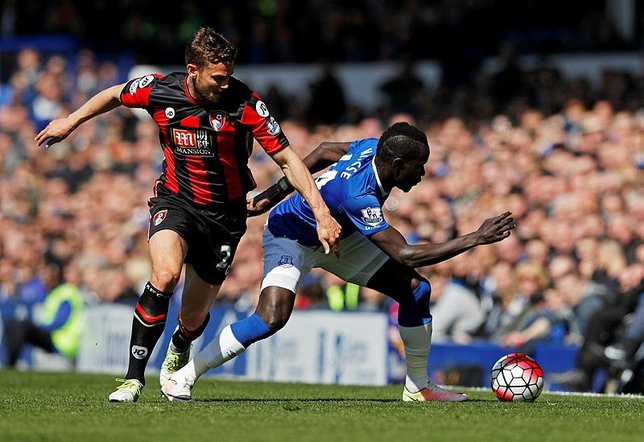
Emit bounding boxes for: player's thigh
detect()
[149,229,188,287]
[319,232,390,286]
[260,228,314,294]
[363,258,423,304]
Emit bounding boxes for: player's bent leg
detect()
[159,313,210,389]
[162,287,295,402]
[160,265,219,389]
[367,265,468,402]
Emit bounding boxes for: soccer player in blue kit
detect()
[163,122,516,402]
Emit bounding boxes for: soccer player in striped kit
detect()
[36,27,341,402]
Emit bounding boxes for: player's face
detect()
[190,61,234,102]
[395,148,429,192]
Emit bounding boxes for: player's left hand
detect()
[35,118,75,149]
[246,195,272,217]
[246,177,294,217]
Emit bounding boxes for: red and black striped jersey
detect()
[120,72,289,206]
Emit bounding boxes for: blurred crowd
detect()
[0,45,642,385]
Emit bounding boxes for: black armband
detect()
[250,177,295,215]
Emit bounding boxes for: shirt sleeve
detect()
[240,91,289,155]
[341,193,389,236]
[120,73,164,108]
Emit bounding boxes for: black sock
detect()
[124,282,172,385]
[171,312,210,353]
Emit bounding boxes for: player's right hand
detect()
[474,211,516,245]
[316,214,341,257]
[35,118,75,149]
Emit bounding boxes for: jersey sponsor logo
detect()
[172,128,212,156]
[267,116,281,135]
[278,255,294,268]
[131,345,148,360]
[209,110,227,131]
[153,209,168,226]
[165,107,175,119]
[360,207,384,228]
[255,100,270,118]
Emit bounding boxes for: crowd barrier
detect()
[0,302,578,390]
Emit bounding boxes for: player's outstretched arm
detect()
[35,83,125,148]
[270,146,341,255]
[370,212,516,268]
[248,142,350,216]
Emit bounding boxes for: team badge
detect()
[278,255,294,268]
[209,111,227,131]
[267,116,281,135]
[165,107,175,118]
[153,209,168,226]
[360,207,384,228]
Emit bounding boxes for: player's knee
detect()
[150,268,181,292]
[260,311,290,334]
[411,278,431,311]
[398,279,432,327]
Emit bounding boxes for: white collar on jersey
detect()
[372,157,389,197]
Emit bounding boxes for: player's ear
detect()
[392,157,405,174]
[187,64,198,77]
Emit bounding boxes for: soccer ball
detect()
[491,353,544,402]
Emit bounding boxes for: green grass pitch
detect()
[0,371,641,442]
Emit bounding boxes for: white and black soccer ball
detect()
[491,352,544,402]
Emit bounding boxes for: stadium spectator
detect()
[34,27,340,403]
[3,264,84,368]
[551,265,643,392]
[430,254,485,344]
[161,122,516,402]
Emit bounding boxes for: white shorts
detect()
[261,227,390,293]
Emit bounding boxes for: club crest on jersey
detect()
[267,116,281,135]
[278,255,294,268]
[153,209,168,226]
[360,207,384,228]
[209,111,227,131]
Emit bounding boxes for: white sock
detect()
[177,325,246,385]
[398,321,432,393]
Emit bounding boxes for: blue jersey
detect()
[268,138,390,246]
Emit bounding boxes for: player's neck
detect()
[186,76,206,103]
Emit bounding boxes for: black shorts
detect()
[148,193,247,285]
